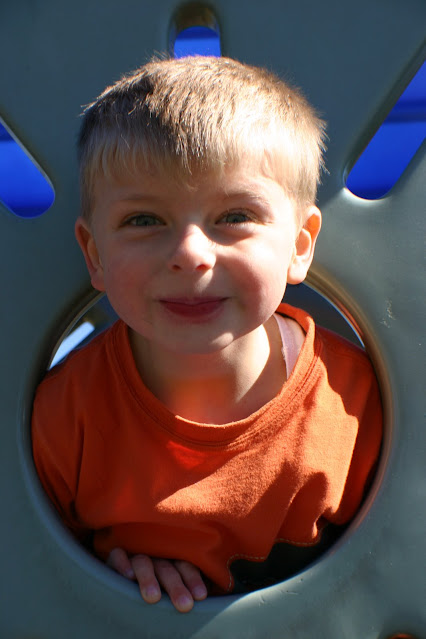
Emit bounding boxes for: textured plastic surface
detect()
[0,0,425,637]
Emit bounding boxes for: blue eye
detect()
[127,214,163,227]
[221,211,251,224]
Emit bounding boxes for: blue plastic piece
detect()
[346,62,426,199]
[174,26,221,58]
[0,122,55,218]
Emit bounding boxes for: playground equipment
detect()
[1,0,425,637]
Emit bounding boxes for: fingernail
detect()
[177,594,193,612]
[143,585,161,602]
[124,568,135,579]
[193,585,207,600]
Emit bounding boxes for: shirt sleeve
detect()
[332,354,383,524]
[31,371,91,545]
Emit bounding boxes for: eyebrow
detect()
[110,180,276,207]
[219,190,271,206]
[111,193,163,204]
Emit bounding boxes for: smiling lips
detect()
[159,297,227,320]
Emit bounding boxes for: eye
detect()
[125,213,164,227]
[219,210,252,225]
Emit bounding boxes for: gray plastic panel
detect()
[0,0,425,637]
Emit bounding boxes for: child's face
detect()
[76,159,321,357]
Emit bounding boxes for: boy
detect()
[32,56,382,614]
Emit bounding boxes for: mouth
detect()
[158,297,227,320]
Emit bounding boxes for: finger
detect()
[153,559,194,613]
[131,554,162,604]
[174,560,208,601]
[107,547,135,580]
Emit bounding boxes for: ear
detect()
[75,216,106,292]
[287,206,322,285]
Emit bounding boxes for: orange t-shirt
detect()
[32,304,382,593]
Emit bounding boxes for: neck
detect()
[130,317,286,424]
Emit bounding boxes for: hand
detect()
[107,548,208,613]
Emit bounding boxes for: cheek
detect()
[102,246,149,283]
[101,258,154,332]
[256,270,289,310]
[234,243,291,307]
[100,252,146,310]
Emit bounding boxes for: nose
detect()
[167,225,216,272]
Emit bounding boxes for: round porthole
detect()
[21,282,385,621]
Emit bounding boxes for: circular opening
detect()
[24,283,384,606]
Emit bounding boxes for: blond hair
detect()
[78,56,326,219]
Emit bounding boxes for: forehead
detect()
[90,154,293,207]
